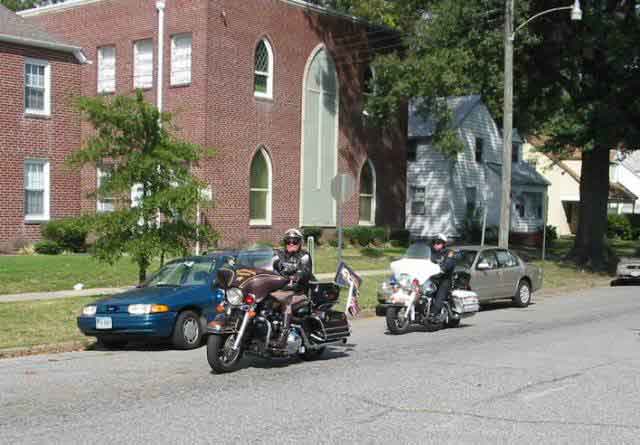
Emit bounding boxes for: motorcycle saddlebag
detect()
[307,310,350,343]
[308,281,340,307]
[450,290,480,315]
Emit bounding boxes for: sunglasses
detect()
[285,239,301,245]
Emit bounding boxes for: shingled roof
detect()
[0,3,86,63]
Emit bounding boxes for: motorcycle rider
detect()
[271,228,313,348]
[429,233,456,323]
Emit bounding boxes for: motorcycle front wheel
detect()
[385,307,411,335]
[207,334,243,373]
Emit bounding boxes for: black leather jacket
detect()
[272,249,313,291]
[431,246,456,276]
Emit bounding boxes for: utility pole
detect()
[499,0,514,248]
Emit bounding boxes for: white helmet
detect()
[433,233,447,244]
[283,228,303,245]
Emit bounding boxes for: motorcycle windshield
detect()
[390,258,441,285]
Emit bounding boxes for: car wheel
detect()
[97,335,128,349]
[513,280,531,308]
[172,310,203,350]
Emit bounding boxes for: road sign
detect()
[331,174,356,204]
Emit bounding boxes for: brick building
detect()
[9,0,407,247]
[0,4,85,245]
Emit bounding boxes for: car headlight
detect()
[128,304,170,315]
[82,305,97,316]
[225,288,244,306]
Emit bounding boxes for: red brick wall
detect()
[25,0,407,247]
[0,42,82,245]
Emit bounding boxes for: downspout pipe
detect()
[156,0,166,115]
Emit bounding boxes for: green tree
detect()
[70,91,217,284]
[335,0,640,270]
[0,0,46,11]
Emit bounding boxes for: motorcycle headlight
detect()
[225,287,244,306]
[82,305,97,316]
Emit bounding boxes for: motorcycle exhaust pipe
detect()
[256,316,272,349]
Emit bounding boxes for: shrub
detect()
[328,238,339,248]
[351,226,376,246]
[607,214,633,240]
[360,246,384,258]
[544,225,558,245]
[302,227,323,245]
[371,226,386,245]
[389,228,411,247]
[34,240,62,255]
[41,217,90,252]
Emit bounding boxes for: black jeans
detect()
[431,278,451,315]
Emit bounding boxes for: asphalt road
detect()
[1,286,640,444]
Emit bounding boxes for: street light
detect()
[498,0,582,248]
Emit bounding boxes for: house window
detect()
[25,59,50,115]
[97,46,116,93]
[24,160,50,221]
[411,186,426,215]
[475,137,483,163]
[97,167,115,212]
[133,39,153,89]
[254,39,273,98]
[250,147,272,225]
[512,143,519,163]
[523,192,543,218]
[359,160,376,225]
[465,186,477,213]
[407,139,417,162]
[171,34,192,86]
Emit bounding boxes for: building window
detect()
[24,160,50,221]
[25,59,50,115]
[97,167,115,212]
[475,137,483,163]
[523,191,543,218]
[171,34,192,86]
[359,160,376,225]
[512,143,519,163]
[133,39,153,89]
[249,147,272,225]
[97,46,116,93]
[407,140,417,162]
[465,186,477,213]
[411,186,426,215]
[254,39,273,98]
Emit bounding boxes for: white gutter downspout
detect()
[156,0,166,115]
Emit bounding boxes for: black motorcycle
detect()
[205,265,351,373]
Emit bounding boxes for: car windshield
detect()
[147,259,216,287]
[404,242,431,259]
[456,250,478,269]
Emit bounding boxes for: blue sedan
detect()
[77,249,274,349]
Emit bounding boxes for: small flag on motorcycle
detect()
[335,262,362,318]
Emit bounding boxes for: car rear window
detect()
[456,250,477,269]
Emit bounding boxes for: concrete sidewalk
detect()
[0,270,390,303]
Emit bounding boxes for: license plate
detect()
[96,317,112,330]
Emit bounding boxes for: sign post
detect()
[331,174,356,266]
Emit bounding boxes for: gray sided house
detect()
[407,95,549,242]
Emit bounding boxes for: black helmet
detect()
[283,228,303,246]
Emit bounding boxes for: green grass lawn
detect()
[0,255,160,295]
[0,296,97,350]
[0,246,400,295]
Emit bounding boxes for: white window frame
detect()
[24,159,50,222]
[97,46,116,94]
[254,39,274,99]
[24,58,51,116]
[133,39,153,89]
[96,167,115,212]
[249,147,273,226]
[359,159,376,226]
[170,33,192,86]
[411,186,426,216]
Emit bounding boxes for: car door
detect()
[495,249,520,297]
[473,249,501,302]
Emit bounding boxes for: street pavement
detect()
[1,286,639,444]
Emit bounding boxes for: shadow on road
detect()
[86,338,196,353]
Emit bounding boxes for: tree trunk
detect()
[571,147,610,270]
[138,257,149,285]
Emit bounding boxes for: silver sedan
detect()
[454,246,543,307]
